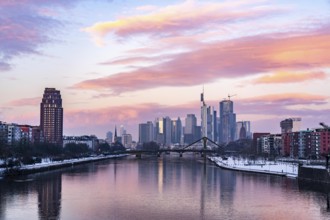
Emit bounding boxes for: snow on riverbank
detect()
[209,156,298,178]
[0,154,128,177]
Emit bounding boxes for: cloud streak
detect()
[73,29,330,93]
[253,71,327,84]
[84,0,283,45]
[7,97,41,107]
[0,0,113,71]
[0,1,63,71]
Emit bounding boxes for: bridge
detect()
[113,137,223,159]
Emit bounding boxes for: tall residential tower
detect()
[40,88,63,145]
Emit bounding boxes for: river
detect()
[0,154,330,220]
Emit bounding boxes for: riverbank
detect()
[209,156,298,178]
[0,154,128,177]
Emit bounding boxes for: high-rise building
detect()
[171,118,182,144]
[153,117,172,146]
[106,131,113,144]
[219,100,236,143]
[212,110,218,142]
[154,118,164,144]
[235,121,252,140]
[122,133,132,148]
[163,116,172,146]
[280,117,302,155]
[120,125,126,136]
[200,91,215,141]
[201,92,208,138]
[184,114,197,144]
[280,118,302,134]
[139,121,154,144]
[40,88,63,145]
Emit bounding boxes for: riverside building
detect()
[40,88,63,146]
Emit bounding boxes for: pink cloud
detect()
[84,1,283,45]
[3,111,39,126]
[0,0,114,71]
[0,1,62,71]
[73,30,330,93]
[7,97,41,106]
[100,55,171,66]
[254,71,327,84]
[233,93,328,118]
[239,93,328,106]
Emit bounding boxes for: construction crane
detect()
[227,94,237,101]
[320,122,329,129]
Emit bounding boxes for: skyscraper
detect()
[219,99,236,143]
[154,117,164,144]
[201,91,216,141]
[163,116,172,146]
[154,117,172,146]
[201,92,208,138]
[105,131,113,144]
[235,121,251,140]
[171,117,182,144]
[184,114,197,144]
[280,118,302,134]
[139,121,154,144]
[40,88,63,145]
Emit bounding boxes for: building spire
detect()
[201,85,206,106]
[114,125,117,138]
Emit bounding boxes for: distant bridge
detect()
[113,137,223,158]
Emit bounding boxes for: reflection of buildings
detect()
[219,170,236,208]
[38,172,62,219]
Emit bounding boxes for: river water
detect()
[0,154,330,220]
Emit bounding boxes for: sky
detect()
[1,0,330,140]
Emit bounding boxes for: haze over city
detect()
[1,0,329,139]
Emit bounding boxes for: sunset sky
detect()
[1,0,329,140]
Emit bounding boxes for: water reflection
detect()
[37,172,62,219]
[298,180,330,213]
[1,156,330,219]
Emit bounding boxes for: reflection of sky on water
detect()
[0,156,330,220]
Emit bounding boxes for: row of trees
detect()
[0,140,127,167]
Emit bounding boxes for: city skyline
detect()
[1,0,329,139]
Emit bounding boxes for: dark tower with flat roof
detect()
[40,88,63,145]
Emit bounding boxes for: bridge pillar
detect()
[202,137,207,150]
[202,137,207,162]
